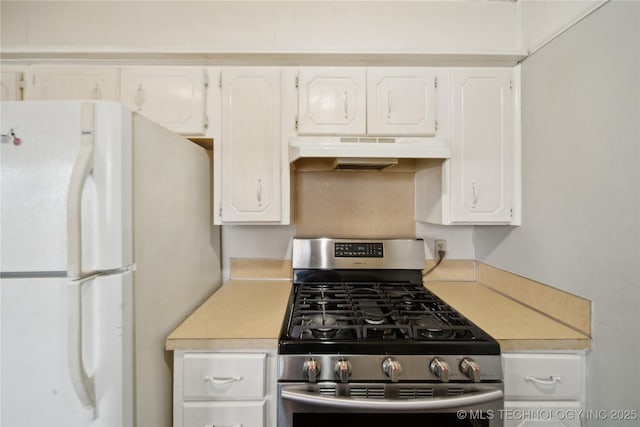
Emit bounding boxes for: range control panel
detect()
[335,242,384,258]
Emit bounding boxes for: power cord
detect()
[424,248,446,277]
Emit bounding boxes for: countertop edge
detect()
[166,338,279,351]
[498,338,592,352]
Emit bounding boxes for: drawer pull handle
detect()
[204,375,243,385]
[524,375,562,385]
[208,424,242,427]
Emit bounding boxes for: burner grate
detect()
[285,281,490,343]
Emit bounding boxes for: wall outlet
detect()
[434,240,447,257]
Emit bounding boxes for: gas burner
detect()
[363,324,412,340]
[308,314,339,339]
[416,327,457,340]
[359,302,391,325]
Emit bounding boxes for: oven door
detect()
[278,382,504,427]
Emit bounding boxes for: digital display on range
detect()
[335,242,384,258]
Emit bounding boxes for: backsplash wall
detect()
[294,170,415,239]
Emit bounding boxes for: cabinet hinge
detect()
[510,80,513,90]
[295,76,299,89]
[204,73,209,89]
[435,120,438,131]
[203,115,209,130]
[219,205,222,217]
[295,117,299,131]
[218,72,222,89]
[434,77,438,89]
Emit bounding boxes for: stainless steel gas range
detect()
[277,238,504,427]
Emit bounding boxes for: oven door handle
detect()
[281,387,503,411]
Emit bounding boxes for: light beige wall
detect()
[1,1,520,56]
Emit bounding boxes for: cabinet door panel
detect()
[503,401,582,427]
[367,68,436,136]
[451,68,514,223]
[297,68,366,135]
[183,401,265,427]
[120,67,206,135]
[30,67,118,101]
[221,68,281,222]
[1,72,22,100]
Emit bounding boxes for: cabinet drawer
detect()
[183,353,266,399]
[503,353,583,400]
[183,401,266,427]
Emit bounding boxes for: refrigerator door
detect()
[0,272,133,426]
[0,101,133,275]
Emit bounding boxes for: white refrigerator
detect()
[0,101,221,427]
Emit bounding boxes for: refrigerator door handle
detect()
[66,102,97,416]
[67,280,97,417]
[67,102,95,279]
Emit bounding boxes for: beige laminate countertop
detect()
[166,279,590,352]
[166,279,292,351]
[425,282,590,351]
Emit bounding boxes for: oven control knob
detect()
[334,359,352,383]
[382,357,402,382]
[460,358,481,382]
[429,357,450,382]
[303,358,321,383]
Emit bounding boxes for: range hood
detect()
[289,136,451,170]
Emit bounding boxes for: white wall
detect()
[221,225,295,280]
[220,222,473,281]
[473,2,640,423]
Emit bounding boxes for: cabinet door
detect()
[220,68,281,222]
[30,67,118,101]
[183,401,265,427]
[120,67,207,135]
[450,68,514,223]
[367,68,436,136]
[503,401,582,427]
[1,72,23,100]
[297,68,366,135]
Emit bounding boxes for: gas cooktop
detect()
[279,269,499,355]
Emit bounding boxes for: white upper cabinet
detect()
[297,68,366,135]
[218,68,282,223]
[1,71,23,101]
[29,66,118,101]
[296,67,437,137]
[450,67,515,223]
[120,67,208,135]
[367,68,436,136]
[416,66,520,225]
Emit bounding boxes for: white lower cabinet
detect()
[503,353,585,427]
[173,350,276,427]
